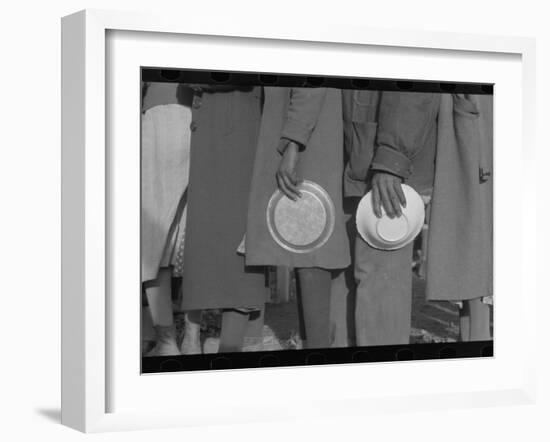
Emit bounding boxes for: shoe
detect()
[145,325,181,356]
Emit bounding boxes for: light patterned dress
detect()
[141,101,192,282]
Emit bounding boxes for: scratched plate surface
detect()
[266,180,335,253]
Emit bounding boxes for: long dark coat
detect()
[426,94,493,301]
[245,87,350,270]
[180,88,268,311]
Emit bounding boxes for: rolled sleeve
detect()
[373,91,439,178]
[280,117,313,147]
[371,145,413,179]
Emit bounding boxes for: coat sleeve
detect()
[372,91,439,179]
[278,87,327,152]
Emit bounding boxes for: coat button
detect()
[192,96,202,109]
[190,121,198,132]
[479,167,491,182]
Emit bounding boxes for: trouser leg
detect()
[330,265,355,347]
[219,309,250,353]
[245,306,264,339]
[329,200,358,348]
[181,310,202,354]
[459,298,491,341]
[354,237,413,346]
[468,298,491,341]
[144,267,173,326]
[141,305,156,354]
[458,303,471,342]
[297,267,332,349]
[143,268,179,356]
[242,307,265,351]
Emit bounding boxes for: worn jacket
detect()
[345,90,492,301]
[245,87,350,269]
[372,91,439,195]
[342,90,441,196]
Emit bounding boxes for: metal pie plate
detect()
[266,180,335,253]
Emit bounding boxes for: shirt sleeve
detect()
[278,87,327,153]
[372,91,439,179]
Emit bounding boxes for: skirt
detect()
[180,88,269,311]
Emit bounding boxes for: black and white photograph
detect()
[5,0,549,438]
[140,71,493,372]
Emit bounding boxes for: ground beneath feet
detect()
[171,276,461,353]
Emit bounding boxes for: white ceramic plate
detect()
[356,184,425,250]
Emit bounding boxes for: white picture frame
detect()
[61,9,537,433]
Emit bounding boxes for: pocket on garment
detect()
[452,94,484,177]
[347,121,378,182]
[351,91,380,123]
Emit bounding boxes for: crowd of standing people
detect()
[141,79,493,357]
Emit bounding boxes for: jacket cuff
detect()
[277,138,304,155]
[280,117,312,148]
[371,145,412,179]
